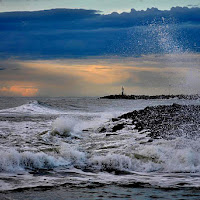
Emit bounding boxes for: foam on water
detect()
[51,117,75,137]
[0,149,68,172]
[134,138,200,173]
[60,143,86,167]
[76,137,200,175]
[2,97,200,190]
[0,143,86,173]
[91,154,133,172]
[0,100,63,115]
[51,112,117,137]
[79,117,200,174]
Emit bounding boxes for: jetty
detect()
[100,87,200,100]
[100,94,200,100]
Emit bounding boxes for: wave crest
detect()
[0,100,62,115]
[0,149,69,172]
[91,154,132,172]
[0,144,86,172]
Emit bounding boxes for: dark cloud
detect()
[0,7,199,59]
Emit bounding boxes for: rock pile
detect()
[99,104,200,140]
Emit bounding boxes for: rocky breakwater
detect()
[100,94,200,100]
[99,104,200,140]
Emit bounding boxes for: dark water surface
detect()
[2,186,200,200]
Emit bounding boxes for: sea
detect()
[1,97,200,200]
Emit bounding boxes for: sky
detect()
[0,0,200,13]
[0,1,200,97]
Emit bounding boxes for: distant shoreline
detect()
[100,94,200,100]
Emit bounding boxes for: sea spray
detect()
[90,154,132,172]
[51,112,117,137]
[60,143,86,167]
[51,117,75,137]
[0,149,69,172]
[0,145,87,173]
[88,138,200,173]
[0,100,62,115]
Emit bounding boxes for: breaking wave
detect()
[91,154,133,172]
[93,138,200,173]
[134,138,200,173]
[0,100,63,115]
[51,117,76,137]
[0,149,68,172]
[48,116,200,174]
[0,143,86,172]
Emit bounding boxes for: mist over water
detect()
[153,21,200,95]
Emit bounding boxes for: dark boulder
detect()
[112,123,125,132]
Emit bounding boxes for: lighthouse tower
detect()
[121,86,124,96]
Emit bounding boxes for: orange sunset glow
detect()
[0,85,38,97]
[0,54,199,97]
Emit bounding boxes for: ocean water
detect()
[1,97,200,199]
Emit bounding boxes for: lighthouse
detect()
[121,86,124,96]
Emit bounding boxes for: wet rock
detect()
[112,123,125,132]
[39,130,48,136]
[82,128,94,132]
[99,103,200,140]
[99,127,107,133]
[100,94,200,100]
[106,133,118,137]
[112,118,119,122]
[119,103,200,139]
[134,122,144,132]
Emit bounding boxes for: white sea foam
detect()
[0,100,62,115]
[51,117,75,137]
[0,149,69,172]
[60,143,86,167]
[126,137,200,173]
[0,144,86,172]
[51,113,115,137]
[85,127,200,173]
[138,141,200,172]
[91,154,132,171]
[89,142,200,173]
